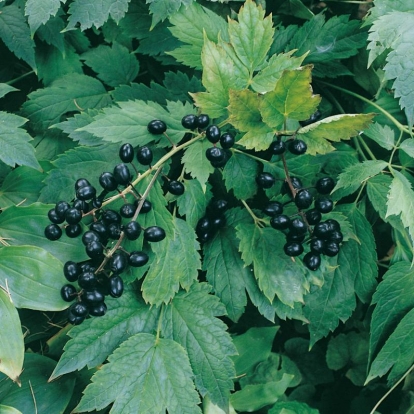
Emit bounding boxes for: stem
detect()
[281,154,297,197]
[6,70,35,85]
[358,135,377,160]
[155,304,165,345]
[241,200,266,227]
[233,148,270,164]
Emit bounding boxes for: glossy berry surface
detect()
[300,110,321,127]
[109,252,128,273]
[72,199,89,213]
[329,231,343,244]
[286,231,306,243]
[197,114,210,129]
[167,180,185,196]
[129,251,149,267]
[263,201,283,217]
[120,203,136,218]
[310,238,325,254]
[113,163,132,186]
[86,241,104,259]
[283,242,304,257]
[64,261,81,282]
[75,178,90,191]
[136,146,153,165]
[303,252,321,271]
[82,231,101,246]
[90,221,108,239]
[288,140,307,155]
[78,271,98,289]
[45,224,62,241]
[289,218,307,234]
[82,289,105,304]
[135,198,152,213]
[220,132,235,149]
[107,223,122,239]
[210,150,229,168]
[313,222,332,239]
[196,217,211,234]
[181,114,198,130]
[65,208,82,225]
[256,172,275,189]
[102,210,122,225]
[144,226,166,242]
[269,140,286,155]
[65,224,82,238]
[270,214,290,230]
[206,125,221,144]
[99,172,118,191]
[70,302,89,317]
[89,302,107,317]
[119,143,134,163]
[316,177,335,194]
[67,311,85,325]
[109,275,124,298]
[147,119,167,135]
[76,185,96,201]
[315,197,334,213]
[55,201,70,219]
[323,241,340,257]
[48,208,65,224]
[209,199,228,216]
[305,209,322,225]
[283,177,303,196]
[124,221,141,240]
[295,189,313,209]
[61,284,77,302]
[206,147,225,162]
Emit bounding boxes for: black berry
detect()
[206,125,221,144]
[289,218,307,234]
[283,242,304,257]
[48,208,65,224]
[89,302,107,317]
[144,226,166,242]
[256,172,275,189]
[316,177,336,194]
[99,172,118,191]
[78,271,98,289]
[181,114,198,130]
[65,224,82,238]
[303,252,321,271]
[147,119,167,135]
[102,210,122,225]
[69,302,89,317]
[220,132,235,149]
[310,238,325,254]
[270,214,290,230]
[113,163,132,186]
[288,140,307,155]
[65,208,82,225]
[109,275,124,298]
[85,241,104,259]
[167,180,185,196]
[305,209,322,225]
[197,114,210,129]
[136,146,153,165]
[124,221,141,240]
[315,197,334,214]
[206,147,225,163]
[109,251,128,273]
[82,230,101,246]
[55,201,70,219]
[295,189,313,209]
[61,284,77,302]
[76,185,96,201]
[129,251,149,267]
[64,261,81,282]
[75,178,90,191]
[263,202,284,217]
[45,224,62,241]
[323,241,340,257]
[120,203,136,218]
[119,143,134,163]
[300,110,321,127]
[269,140,286,155]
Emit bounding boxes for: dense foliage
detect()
[0,0,414,413]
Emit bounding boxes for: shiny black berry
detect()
[61,284,77,302]
[72,199,89,213]
[270,214,290,230]
[283,177,303,196]
[109,275,124,298]
[196,217,211,234]
[76,185,96,201]
[134,198,152,213]
[78,271,98,289]
[305,209,322,225]
[323,241,340,257]
[120,203,136,218]
[303,252,321,271]
[315,197,334,214]
[129,251,149,267]
[65,207,82,225]
[167,180,185,196]
[289,218,307,234]
[288,140,307,155]
[144,226,166,242]
[209,199,228,216]
[45,224,62,241]
[325,219,341,232]
[99,172,118,191]
[69,302,89,317]
[85,241,104,259]
[283,242,304,257]
[89,302,107,317]
[263,202,283,217]
[48,208,65,224]
[316,177,336,194]
[300,110,321,127]
[286,231,306,243]
[82,230,101,246]
[107,223,122,239]
[109,251,128,273]
[212,215,226,230]
[181,114,198,130]
[67,311,85,325]
[113,163,132,186]
[256,172,275,189]
[65,224,82,238]
[102,209,122,225]
[119,143,134,163]
[55,201,70,219]
[206,147,225,162]
[220,132,235,149]
[269,140,286,155]
[124,221,141,240]
[82,289,105,304]
[136,146,153,165]
[206,125,221,144]
[329,231,343,244]
[75,178,90,191]
[210,150,230,168]
[295,189,313,209]
[197,114,210,129]
[147,119,167,135]
[313,222,332,239]
[89,221,108,239]
[310,238,325,254]
[64,261,81,282]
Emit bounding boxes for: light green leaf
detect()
[0,84,18,99]
[0,406,22,414]
[82,42,139,87]
[261,66,321,129]
[333,160,387,197]
[269,401,320,414]
[0,5,36,70]
[0,354,75,414]
[223,152,258,200]
[162,283,236,410]
[227,0,273,72]
[237,224,308,305]
[297,113,375,155]
[367,307,414,384]
[0,246,67,311]
[50,291,159,380]
[369,262,414,364]
[251,51,305,93]
[25,0,63,35]
[0,288,24,383]
[21,74,111,132]
[142,218,200,305]
[66,0,131,30]
[176,179,212,228]
[36,14,66,53]
[148,0,193,28]
[386,170,414,246]
[75,333,201,413]
[182,139,215,190]
[400,138,414,158]
[363,122,395,151]
[0,112,41,170]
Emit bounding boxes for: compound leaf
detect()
[363,122,395,151]
[75,333,201,413]
[162,283,236,410]
[148,0,193,28]
[25,0,64,35]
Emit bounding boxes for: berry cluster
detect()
[44,121,176,325]
[196,199,228,243]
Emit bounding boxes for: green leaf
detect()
[21,74,111,132]
[223,152,258,200]
[278,0,314,20]
[75,333,201,413]
[386,170,414,247]
[0,288,24,383]
[367,307,414,384]
[0,354,75,414]
[232,326,279,376]
[261,66,321,129]
[228,89,274,151]
[227,0,273,72]
[0,246,67,311]
[66,0,131,30]
[251,51,305,94]
[0,166,46,207]
[142,218,200,305]
[0,112,41,170]
[0,84,18,99]
[36,14,66,53]
[303,241,357,347]
[168,2,228,69]
[237,224,308,305]
[79,99,192,147]
[269,401,320,414]
[363,121,395,151]
[0,5,36,70]
[0,406,22,414]
[230,375,293,412]
[176,179,212,228]
[81,42,139,87]
[25,0,63,35]
[367,11,414,125]
[333,160,387,198]
[182,139,215,190]
[369,262,414,364]
[148,0,193,28]
[162,283,236,410]
[400,138,414,158]
[0,204,87,263]
[50,291,159,380]
[297,113,375,155]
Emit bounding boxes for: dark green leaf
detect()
[25,0,62,35]
[363,121,395,150]
[0,84,18,99]
[147,0,193,28]
[269,401,320,414]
